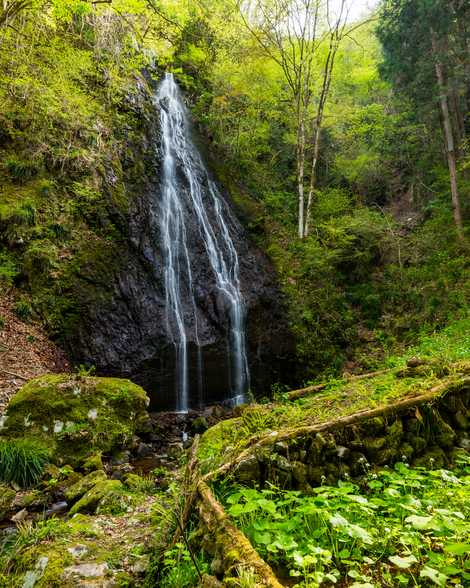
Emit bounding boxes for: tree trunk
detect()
[297,114,306,239]
[431,33,465,240]
[304,123,321,237]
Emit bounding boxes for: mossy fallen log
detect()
[196,480,284,588]
[205,375,470,483]
[287,368,394,400]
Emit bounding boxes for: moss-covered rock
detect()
[0,484,15,520]
[65,470,107,503]
[69,479,124,515]
[0,374,149,466]
[82,452,104,473]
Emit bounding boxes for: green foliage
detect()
[0,439,50,488]
[226,458,470,587]
[159,543,208,588]
[0,251,18,285]
[13,298,33,321]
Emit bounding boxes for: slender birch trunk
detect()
[431,32,465,241]
[297,113,306,239]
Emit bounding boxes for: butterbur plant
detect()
[0,439,50,488]
[225,457,470,587]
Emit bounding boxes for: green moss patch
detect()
[0,374,149,466]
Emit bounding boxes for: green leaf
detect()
[405,515,433,529]
[420,566,448,587]
[349,523,373,544]
[253,531,272,545]
[388,554,418,569]
[444,543,470,556]
[329,513,349,527]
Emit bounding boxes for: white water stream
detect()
[156,73,250,412]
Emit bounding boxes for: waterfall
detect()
[156,73,250,412]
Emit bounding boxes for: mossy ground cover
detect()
[0,491,161,587]
[197,318,470,473]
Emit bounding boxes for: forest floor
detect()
[0,292,69,414]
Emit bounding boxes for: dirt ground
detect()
[0,292,69,414]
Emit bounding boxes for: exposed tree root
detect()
[170,434,200,550]
[196,480,284,588]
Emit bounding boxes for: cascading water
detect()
[156,73,250,412]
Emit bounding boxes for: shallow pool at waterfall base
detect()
[131,342,248,412]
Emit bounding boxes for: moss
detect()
[386,419,403,447]
[1,374,149,466]
[69,479,124,515]
[198,418,241,470]
[433,414,456,448]
[65,470,107,503]
[412,446,447,469]
[0,484,15,519]
[36,550,74,588]
[82,452,104,473]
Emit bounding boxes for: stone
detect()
[191,416,209,434]
[64,562,108,578]
[136,442,153,458]
[67,544,88,559]
[413,446,447,469]
[11,508,28,523]
[65,470,107,503]
[1,375,150,466]
[454,411,468,430]
[200,574,223,588]
[82,452,104,473]
[406,434,427,454]
[386,419,403,448]
[0,484,15,520]
[69,479,125,515]
[234,455,260,484]
[434,416,456,448]
[110,450,132,466]
[22,556,48,588]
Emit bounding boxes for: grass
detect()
[197,318,470,473]
[224,457,470,587]
[0,439,50,488]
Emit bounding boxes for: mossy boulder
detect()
[65,470,107,503]
[0,374,149,466]
[0,484,15,520]
[69,479,124,515]
[82,452,103,473]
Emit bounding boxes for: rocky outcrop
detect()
[63,76,294,409]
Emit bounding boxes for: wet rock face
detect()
[65,81,294,410]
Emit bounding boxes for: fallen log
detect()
[197,480,285,588]
[287,368,394,400]
[205,375,470,483]
[170,434,200,549]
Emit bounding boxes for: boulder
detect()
[69,479,124,515]
[0,374,149,466]
[65,470,107,503]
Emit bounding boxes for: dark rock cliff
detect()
[65,75,294,410]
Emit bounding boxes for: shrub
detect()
[13,299,33,321]
[0,439,50,487]
[0,252,19,286]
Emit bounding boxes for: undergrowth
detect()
[225,457,470,587]
[0,439,50,488]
